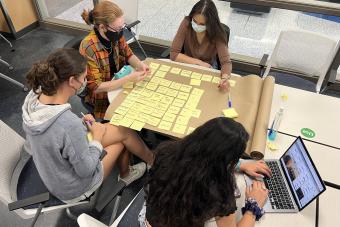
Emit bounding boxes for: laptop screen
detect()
[280,137,326,210]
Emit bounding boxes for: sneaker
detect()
[118,162,146,186]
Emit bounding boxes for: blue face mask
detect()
[191,20,206,33]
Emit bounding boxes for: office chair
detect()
[160,23,231,70]
[0,34,27,91]
[261,30,339,93]
[0,120,126,227]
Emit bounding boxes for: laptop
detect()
[244,136,326,213]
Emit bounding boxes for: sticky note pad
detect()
[212,77,221,84]
[130,120,145,131]
[172,124,186,134]
[151,93,164,102]
[185,101,199,110]
[160,96,174,105]
[155,102,169,111]
[151,109,165,118]
[159,65,171,72]
[170,67,181,74]
[126,110,140,119]
[163,112,177,122]
[166,89,179,97]
[223,108,239,118]
[123,82,134,89]
[149,62,160,70]
[147,116,161,127]
[180,108,193,117]
[87,132,93,142]
[156,86,169,94]
[267,141,278,151]
[138,113,149,122]
[146,82,158,91]
[176,115,190,126]
[181,70,192,77]
[187,127,196,135]
[201,74,212,82]
[167,106,181,115]
[120,117,134,127]
[154,70,167,78]
[191,72,202,80]
[229,79,236,87]
[191,109,201,118]
[177,91,189,100]
[159,79,172,87]
[150,77,161,84]
[158,121,172,131]
[180,85,192,93]
[190,79,201,86]
[115,106,129,115]
[191,88,204,96]
[172,99,186,108]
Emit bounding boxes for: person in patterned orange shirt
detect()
[80,1,149,119]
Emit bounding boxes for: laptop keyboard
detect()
[264,161,295,210]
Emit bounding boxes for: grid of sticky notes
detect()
[110,62,206,135]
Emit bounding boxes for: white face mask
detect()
[75,78,87,96]
[191,20,206,33]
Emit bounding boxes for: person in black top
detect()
[145,117,269,227]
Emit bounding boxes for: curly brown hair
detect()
[26,48,87,96]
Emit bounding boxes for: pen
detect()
[81,112,93,126]
[228,93,232,108]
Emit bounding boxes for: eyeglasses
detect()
[106,24,126,33]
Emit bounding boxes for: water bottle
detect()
[268,107,284,141]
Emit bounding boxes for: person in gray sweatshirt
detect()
[22,48,154,203]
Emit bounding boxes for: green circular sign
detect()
[300,128,316,138]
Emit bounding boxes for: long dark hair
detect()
[26,48,87,96]
[146,117,249,227]
[187,0,227,45]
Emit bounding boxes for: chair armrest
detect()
[259,54,269,77]
[8,192,50,211]
[161,48,171,58]
[95,180,126,212]
[126,20,141,31]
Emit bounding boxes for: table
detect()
[270,84,340,149]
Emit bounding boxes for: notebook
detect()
[244,136,326,213]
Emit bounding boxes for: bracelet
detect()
[241,197,265,221]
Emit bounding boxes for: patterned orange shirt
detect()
[79,30,133,118]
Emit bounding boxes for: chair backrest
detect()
[264,30,339,92]
[0,120,24,205]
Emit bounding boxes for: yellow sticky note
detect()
[140,89,154,98]
[151,109,165,118]
[185,101,199,110]
[170,82,181,90]
[120,99,134,108]
[180,85,192,93]
[123,82,134,89]
[147,116,161,127]
[180,108,193,117]
[167,106,181,115]
[120,117,134,127]
[176,115,190,126]
[158,121,173,131]
[172,99,186,108]
[177,91,189,100]
[223,108,239,118]
[190,79,201,86]
[155,102,169,111]
[146,82,158,91]
[163,112,177,122]
[229,79,236,87]
[172,124,187,134]
[154,70,167,78]
[201,74,212,82]
[191,109,201,118]
[166,89,179,98]
[141,106,154,115]
[159,65,171,72]
[130,120,145,131]
[281,93,288,101]
[156,86,169,94]
[191,72,202,80]
[151,93,164,102]
[126,109,140,119]
[191,88,204,96]
[159,79,172,87]
[87,132,93,142]
[150,77,161,84]
[170,67,181,74]
[160,96,174,105]
[115,106,129,115]
[136,81,148,88]
[267,141,279,151]
[123,91,129,95]
[187,127,196,135]
[212,77,221,84]
[138,113,149,122]
[149,62,160,70]
[180,70,192,77]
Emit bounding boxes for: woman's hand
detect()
[127,71,147,83]
[246,181,268,208]
[240,160,272,178]
[218,78,230,92]
[138,62,151,75]
[82,114,95,124]
[196,59,212,68]
[87,122,106,142]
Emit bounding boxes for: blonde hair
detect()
[81,1,123,26]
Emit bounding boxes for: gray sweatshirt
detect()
[22,91,103,201]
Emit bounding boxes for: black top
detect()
[94,28,117,76]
